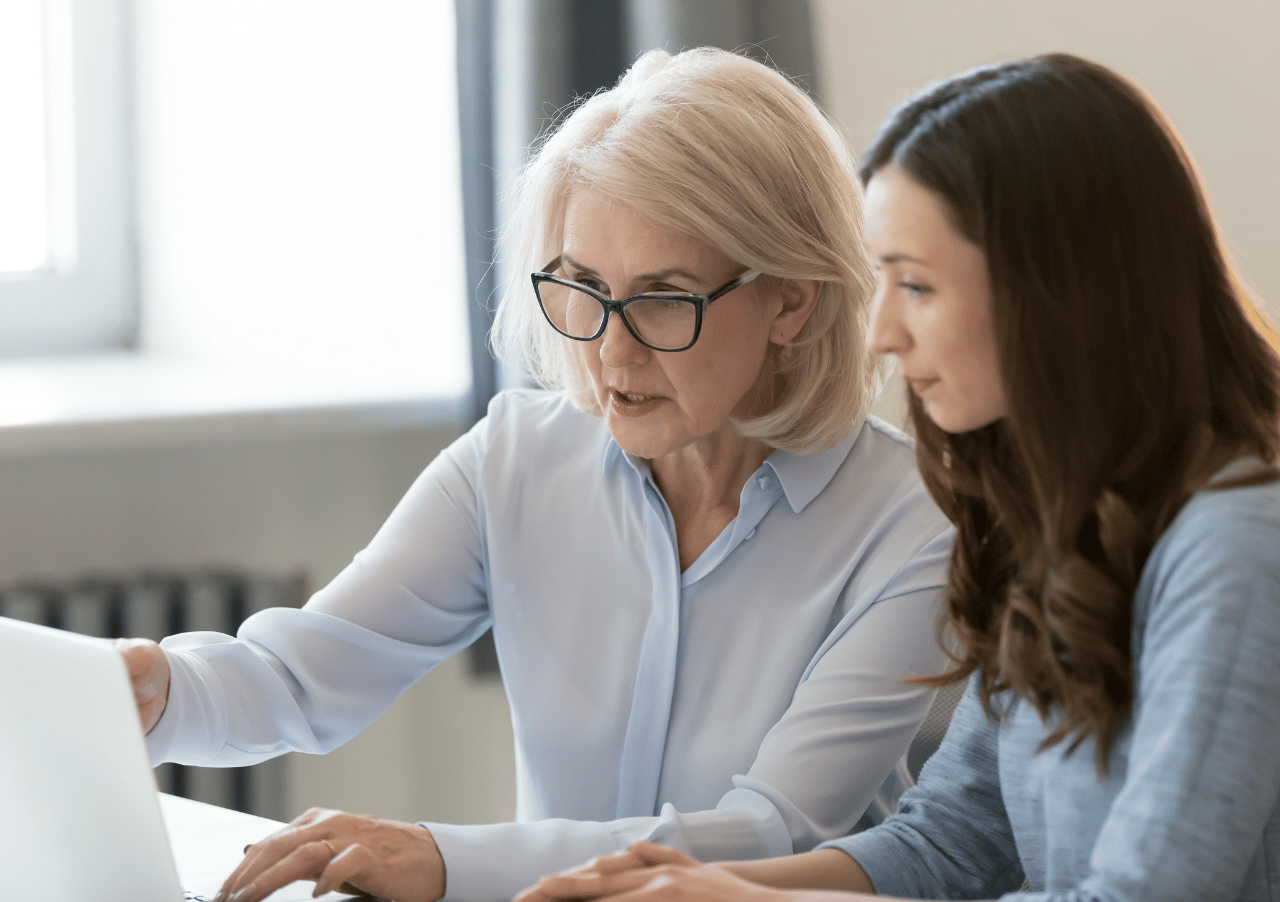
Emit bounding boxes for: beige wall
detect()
[814,0,1280,324]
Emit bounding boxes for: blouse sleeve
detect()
[145,408,497,766]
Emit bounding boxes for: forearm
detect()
[722,848,874,894]
[429,799,824,901]
[725,855,1001,902]
[148,608,448,766]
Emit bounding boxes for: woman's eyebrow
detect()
[560,254,597,276]
[560,256,703,286]
[879,252,929,266]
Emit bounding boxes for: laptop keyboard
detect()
[184,892,215,901]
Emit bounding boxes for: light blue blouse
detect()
[147,389,953,901]
[825,472,1280,902]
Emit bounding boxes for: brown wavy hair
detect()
[862,54,1280,771]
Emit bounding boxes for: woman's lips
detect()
[906,377,940,396]
[609,389,666,416]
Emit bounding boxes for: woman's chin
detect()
[606,425,671,461]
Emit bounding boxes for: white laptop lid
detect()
[0,617,361,902]
[0,616,186,902]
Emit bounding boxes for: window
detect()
[0,1,470,435]
[133,0,469,402]
[0,1,48,272]
[0,0,135,358]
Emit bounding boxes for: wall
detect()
[813,0,1280,325]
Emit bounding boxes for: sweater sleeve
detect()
[1007,486,1280,902]
[827,481,1280,902]
[821,673,1026,900]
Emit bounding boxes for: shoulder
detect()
[796,416,953,592]
[860,413,918,454]
[473,389,607,453]
[1136,474,1280,638]
[432,389,609,488]
[834,415,949,533]
[482,387,589,427]
[844,415,927,488]
[1149,474,1280,574]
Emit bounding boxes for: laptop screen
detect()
[0,616,187,901]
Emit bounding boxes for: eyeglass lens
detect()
[538,281,698,351]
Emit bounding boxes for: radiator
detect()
[0,567,307,820]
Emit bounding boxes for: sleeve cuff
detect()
[424,819,621,902]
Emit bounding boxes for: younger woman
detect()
[522,51,1280,902]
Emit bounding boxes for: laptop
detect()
[0,615,358,902]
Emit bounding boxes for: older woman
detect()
[119,48,952,902]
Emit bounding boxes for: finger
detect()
[311,843,375,898]
[216,833,280,898]
[511,883,552,902]
[221,839,335,902]
[113,638,171,731]
[587,869,709,902]
[627,842,700,868]
[542,847,649,885]
[216,815,332,901]
[534,867,657,901]
[114,639,159,689]
[590,848,654,875]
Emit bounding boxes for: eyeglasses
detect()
[531,256,763,352]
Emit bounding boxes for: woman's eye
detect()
[900,282,931,299]
[574,276,607,294]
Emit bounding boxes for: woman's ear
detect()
[770,279,822,344]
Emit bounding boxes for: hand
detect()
[514,842,678,902]
[516,841,778,902]
[114,638,171,734]
[213,807,446,902]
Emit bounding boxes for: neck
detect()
[649,433,775,571]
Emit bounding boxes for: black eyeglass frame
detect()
[531,256,764,352]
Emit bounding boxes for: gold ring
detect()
[320,839,337,858]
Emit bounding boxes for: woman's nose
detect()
[866,285,909,358]
[596,311,649,368]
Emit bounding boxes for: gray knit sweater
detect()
[826,472,1280,902]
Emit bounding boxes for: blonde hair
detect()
[491,47,881,454]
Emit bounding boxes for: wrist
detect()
[418,824,446,900]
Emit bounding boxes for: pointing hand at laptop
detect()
[114,638,171,734]
[113,638,446,901]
